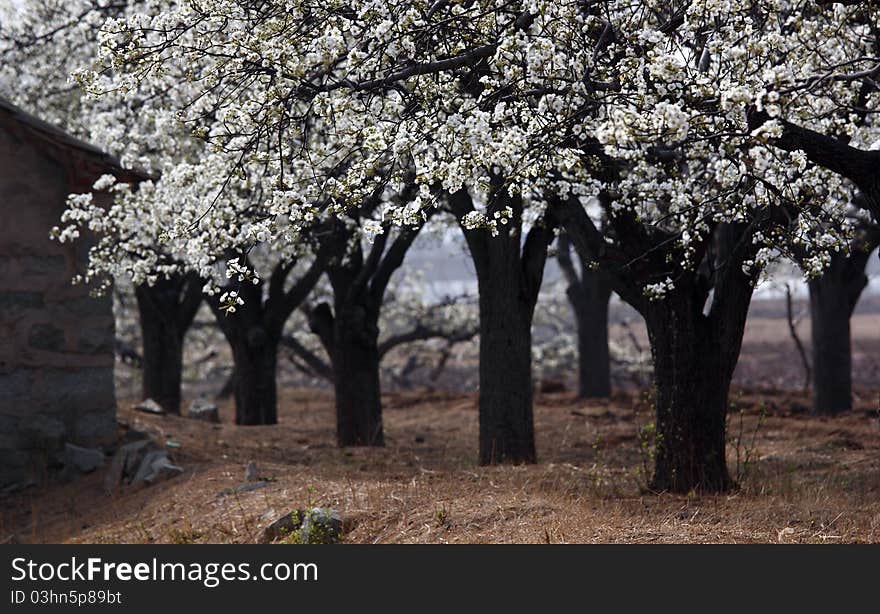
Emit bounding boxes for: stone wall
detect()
[0,120,117,487]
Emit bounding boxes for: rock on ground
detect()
[300,508,343,544]
[131,450,183,486]
[64,444,105,474]
[134,399,165,415]
[104,440,155,492]
[260,508,343,544]
[260,511,304,543]
[105,440,182,491]
[187,400,220,423]
[244,460,259,482]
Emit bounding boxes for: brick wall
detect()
[0,121,117,487]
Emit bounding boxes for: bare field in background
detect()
[3,306,879,544]
[610,303,880,391]
[2,384,879,544]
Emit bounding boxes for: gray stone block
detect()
[123,440,154,476]
[74,410,116,447]
[19,255,66,276]
[244,460,258,481]
[19,413,66,449]
[28,323,66,351]
[187,399,219,423]
[64,443,105,473]
[134,399,165,415]
[0,371,31,407]
[145,457,184,484]
[0,291,43,310]
[132,450,168,483]
[300,508,343,544]
[35,368,115,414]
[62,295,111,317]
[0,449,30,487]
[132,450,183,486]
[104,439,157,492]
[0,415,20,448]
[76,327,114,354]
[260,511,304,543]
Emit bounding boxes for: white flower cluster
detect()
[643,278,675,302]
[460,207,514,237]
[218,290,245,314]
[2,0,872,303]
[226,257,260,285]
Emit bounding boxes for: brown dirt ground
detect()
[2,386,879,544]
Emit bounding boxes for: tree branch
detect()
[280,334,332,380]
[273,256,326,331]
[306,302,335,356]
[369,220,428,303]
[549,195,645,311]
[748,109,880,218]
[448,189,490,274]
[521,222,555,306]
[555,233,581,288]
[377,322,478,359]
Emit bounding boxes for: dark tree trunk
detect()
[230,329,280,425]
[449,188,551,466]
[808,250,870,415]
[311,211,426,448]
[552,188,763,494]
[644,224,756,493]
[210,256,326,426]
[309,295,384,447]
[137,300,184,414]
[646,223,759,493]
[332,303,383,446]
[478,277,536,464]
[557,233,613,398]
[135,274,202,415]
[569,272,612,398]
[646,301,732,493]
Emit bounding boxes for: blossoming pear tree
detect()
[77,0,870,489]
[77,0,560,464]
[548,0,868,491]
[555,232,613,398]
[0,0,206,414]
[305,193,432,445]
[803,202,879,415]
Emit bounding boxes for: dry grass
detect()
[2,386,880,544]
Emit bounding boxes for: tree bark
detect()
[568,270,612,398]
[808,250,870,415]
[450,188,552,465]
[478,274,536,464]
[137,299,184,414]
[645,295,735,493]
[552,188,760,493]
[311,209,426,448]
[644,224,755,493]
[230,328,279,425]
[210,257,326,426]
[557,233,612,398]
[134,273,202,414]
[331,302,383,446]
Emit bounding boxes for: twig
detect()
[784,282,811,391]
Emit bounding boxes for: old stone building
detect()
[0,97,145,487]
